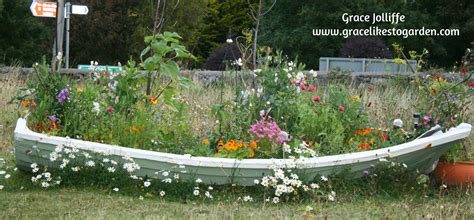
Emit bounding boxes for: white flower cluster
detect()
[29,144,142,188]
[240,87,263,103]
[283,141,317,160]
[232,58,243,67]
[258,168,334,204]
[191,178,213,200]
[30,163,61,188]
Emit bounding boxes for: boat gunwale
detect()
[14,118,472,169]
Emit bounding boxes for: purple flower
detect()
[57,88,69,104]
[49,115,57,122]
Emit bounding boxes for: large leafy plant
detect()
[140,32,195,109]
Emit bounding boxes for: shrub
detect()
[203,44,241,70]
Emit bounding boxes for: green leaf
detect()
[141,58,157,72]
[163,32,182,39]
[159,61,180,80]
[151,41,172,56]
[144,36,154,44]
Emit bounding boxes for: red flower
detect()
[468,82,474,87]
[309,85,316,92]
[107,106,114,113]
[460,67,466,75]
[299,83,307,90]
[313,95,320,102]
[339,106,345,111]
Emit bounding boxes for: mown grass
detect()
[1,68,473,219]
[1,188,472,219]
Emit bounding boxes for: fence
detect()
[319,57,417,73]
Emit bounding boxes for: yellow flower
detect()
[349,95,360,101]
[202,138,210,145]
[76,88,84,93]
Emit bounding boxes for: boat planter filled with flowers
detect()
[14,118,472,186]
[12,33,474,186]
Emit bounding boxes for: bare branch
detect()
[261,0,276,16]
[152,0,161,35]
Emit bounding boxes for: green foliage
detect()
[13,34,202,155]
[140,32,195,104]
[0,0,53,66]
[297,85,370,155]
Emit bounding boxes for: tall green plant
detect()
[140,32,196,109]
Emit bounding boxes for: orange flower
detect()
[236,140,244,149]
[131,125,140,134]
[22,100,30,107]
[217,140,224,151]
[250,141,258,149]
[35,123,43,132]
[225,140,238,151]
[202,138,210,145]
[381,133,389,141]
[149,97,158,105]
[249,149,255,158]
[51,121,60,130]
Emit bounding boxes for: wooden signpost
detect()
[29,0,89,69]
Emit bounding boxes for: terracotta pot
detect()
[434,161,474,186]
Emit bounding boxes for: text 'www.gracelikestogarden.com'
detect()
[312,12,460,38]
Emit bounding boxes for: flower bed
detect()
[13,33,473,162]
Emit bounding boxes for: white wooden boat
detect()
[14,118,472,186]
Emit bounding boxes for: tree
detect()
[248,0,276,69]
[260,0,474,69]
[339,37,392,59]
[192,0,255,67]
[0,0,54,66]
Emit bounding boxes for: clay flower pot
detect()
[434,161,474,186]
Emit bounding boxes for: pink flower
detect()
[107,106,113,113]
[299,83,307,90]
[339,106,345,111]
[249,118,289,144]
[313,96,320,102]
[309,85,316,92]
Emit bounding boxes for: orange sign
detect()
[30,1,57,18]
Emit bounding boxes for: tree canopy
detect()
[0,0,472,69]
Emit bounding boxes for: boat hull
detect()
[14,119,472,186]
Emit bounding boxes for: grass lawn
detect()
[1,69,473,219]
[1,185,473,219]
